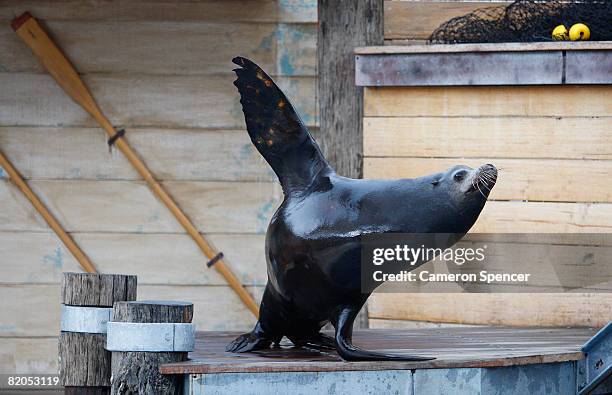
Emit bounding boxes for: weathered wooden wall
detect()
[0,0,317,374]
[3,0,602,373]
[384,0,510,44]
[363,84,612,328]
[370,0,612,329]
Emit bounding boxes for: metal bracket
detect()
[577,321,612,395]
[60,304,113,334]
[106,322,196,352]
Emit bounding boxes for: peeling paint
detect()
[0,324,17,332]
[256,200,276,234]
[42,247,64,271]
[0,166,6,179]
[188,363,577,394]
[276,24,316,76]
[257,30,277,52]
[279,0,317,23]
[189,370,412,395]
[68,167,82,178]
[279,52,295,76]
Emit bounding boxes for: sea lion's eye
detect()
[431,180,440,186]
[454,172,466,182]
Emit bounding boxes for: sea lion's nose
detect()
[482,163,496,171]
[478,164,498,187]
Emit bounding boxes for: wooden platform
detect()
[160,327,597,374]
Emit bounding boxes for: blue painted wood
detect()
[185,362,579,394]
[481,362,576,395]
[413,368,481,394]
[186,370,413,395]
[276,24,316,77]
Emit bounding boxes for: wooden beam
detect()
[356,52,564,86]
[364,157,612,203]
[355,41,612,54]
[355,49,612,86]
[318,0,383,328]
[364,86,612,117]
[363,117,612,160]
[317,0,383,179]
[369,293,612,327]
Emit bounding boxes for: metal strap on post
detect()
[106,322,196,352]
[60,305,113,334]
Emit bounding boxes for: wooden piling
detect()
[317,0,383,329]
[110,301,194,394]
[59,272,137,395]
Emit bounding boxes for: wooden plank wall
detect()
[364,87,612,328]
[365,84,612,327]
[384,0,510,45]
[368,0,612,330]
[0,0,317,374]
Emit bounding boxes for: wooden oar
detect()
[12,12,259,317]
[0,149,97,273]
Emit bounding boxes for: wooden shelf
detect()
[356,41,612,54]
[355,41,612,86]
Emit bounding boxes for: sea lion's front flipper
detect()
[232,57,331,194]
[333,306,435,362]
[226,321,275,353]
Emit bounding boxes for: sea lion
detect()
[227,57,497,361]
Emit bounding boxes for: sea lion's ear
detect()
[232,57,331,193]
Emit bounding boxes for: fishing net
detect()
[429,0,612,44]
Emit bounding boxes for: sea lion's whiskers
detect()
[480,170,496,184]
[471,176,478,191]
[477,175,492,192]
[476,182,487,199]
[472,173,488,198]
[475,172,493,198]
[480,173,494,184]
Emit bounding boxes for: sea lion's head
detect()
[426,163,497,233]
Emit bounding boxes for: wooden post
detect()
[317,0,384,179]
[318,0,383,328]
[110,301,194,394]
[59,272,137,395]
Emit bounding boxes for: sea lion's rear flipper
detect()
[333,306,435,361]
[232,57,331,194]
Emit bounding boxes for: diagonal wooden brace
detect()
[0,149,97,273]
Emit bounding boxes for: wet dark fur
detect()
[227,57,497,361]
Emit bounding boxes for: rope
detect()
[429,0,612,44]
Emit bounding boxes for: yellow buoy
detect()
[552,25,568,40]
[569,23,590,41]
